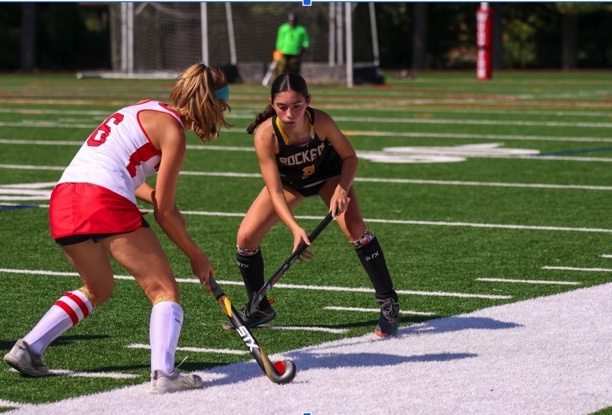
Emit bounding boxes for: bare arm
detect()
[140,111,213,292]
[134,181,154,204]
[314,109,358,217]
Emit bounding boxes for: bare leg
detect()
[234,187,303,310]
[236,187,304,249]
[318,177,367,239]
[102,227,179,304]
[102,228,183,376]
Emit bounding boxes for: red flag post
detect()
[476,2,492,80]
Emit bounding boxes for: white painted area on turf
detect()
[5,283,612,415]
[600,254,612,258]
[126,344,248,356]
[476,277,581,285]
[325,306,436,316]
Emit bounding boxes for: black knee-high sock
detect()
[236,250,271,310]
[355,237,398,302]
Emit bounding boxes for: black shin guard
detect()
[355,237,398,302]
[236,250,271,309]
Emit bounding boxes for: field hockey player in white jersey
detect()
[3,63,231,394]
[225,72,400,337]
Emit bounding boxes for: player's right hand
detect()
[292,228,313,263]
[191,252,213,293]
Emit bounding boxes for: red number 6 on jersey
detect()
[87,113,125,147]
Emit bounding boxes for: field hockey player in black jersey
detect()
[225,72,400,337]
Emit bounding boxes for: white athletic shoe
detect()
[3,339,50,377]
[149,369,203,394]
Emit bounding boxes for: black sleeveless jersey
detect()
[272,107,343,191]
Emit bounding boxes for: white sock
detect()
[150,301,183,375]
[24,290,93,355]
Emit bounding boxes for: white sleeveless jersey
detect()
[57,100,183,204]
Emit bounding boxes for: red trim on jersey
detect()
[65,292,90,319]
[50,183,144,239]
[54,299,79,326]
[126,141,161,177]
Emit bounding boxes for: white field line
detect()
[1,106,611,117]
[333,116,612,129]
[3,138,612,164]
[7,368,139,379]
[264,326,349,334]
[324,306,437,316]
[599,254,612,258]
[5,162,612,191]
[1,116,612,129]
[475,277,581,285]
[542,266,612,272]
[126,344,248,356]
[0,268,511,300]
[1,204,611,235]
[0,400,30,410]
[5,129,612,145]
[4,164,612,192]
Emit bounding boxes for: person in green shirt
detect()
[273,13,309,78]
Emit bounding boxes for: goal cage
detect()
[97,2,382,87]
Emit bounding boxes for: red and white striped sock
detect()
[24,290,93,356]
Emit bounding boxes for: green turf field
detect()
[1,71,611,413]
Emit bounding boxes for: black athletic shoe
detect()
[222,303,276,331]
[375,298,400,337]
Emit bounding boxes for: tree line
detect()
[1,2,611,72]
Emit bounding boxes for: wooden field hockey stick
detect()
[247,212,335,314]
[209,276,296,384]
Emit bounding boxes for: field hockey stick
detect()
[247,211,335,314]
[209,276,296,384]
[262,60,278,87]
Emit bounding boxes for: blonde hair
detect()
[170,63,232,143]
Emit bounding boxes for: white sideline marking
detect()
[542,266,612,272]
[324,306,436,316]
[476,277,581,285]
[0,268,511,300]
[126,344,248,356]
[8,368,139,379]
[600,254,612,258]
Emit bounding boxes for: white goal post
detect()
[84,2,382,87]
